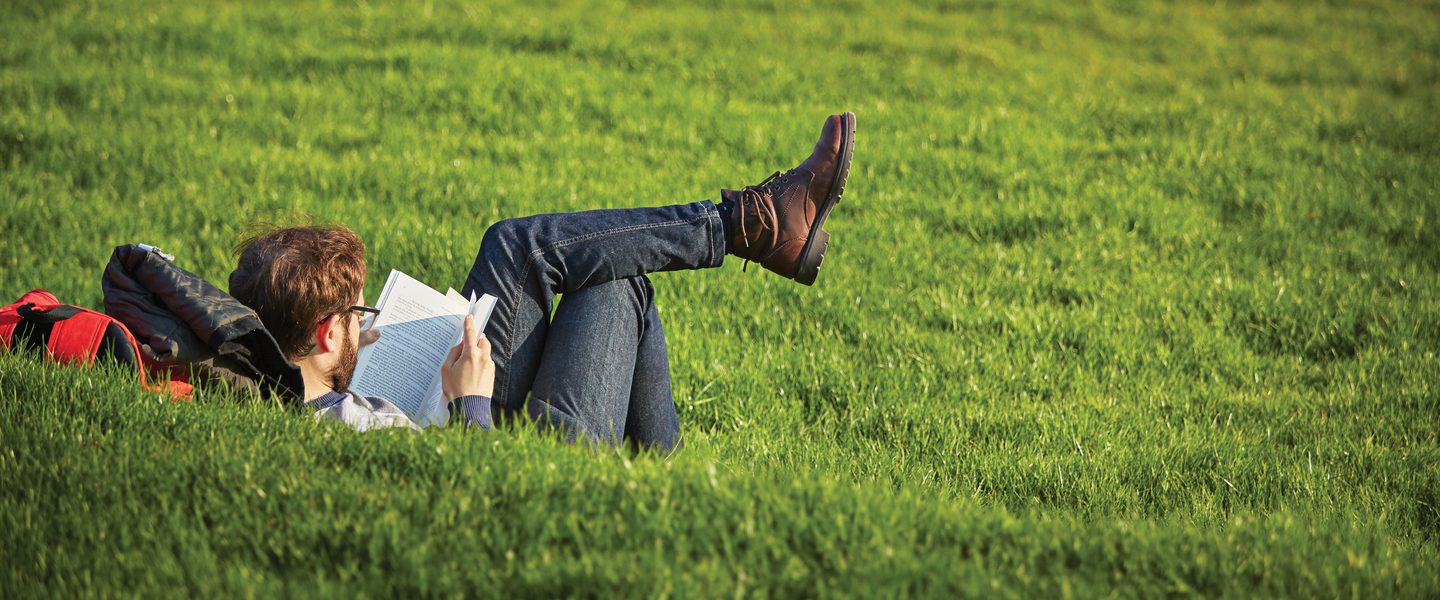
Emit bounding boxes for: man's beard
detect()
[328,321,359,392]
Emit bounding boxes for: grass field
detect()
[3,0,1439,595]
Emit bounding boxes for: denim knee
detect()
[478,217,528,272]
[481,217,520,253]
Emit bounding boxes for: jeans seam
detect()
[530,216,705,259]
[521,214,712,277]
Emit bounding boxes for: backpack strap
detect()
[15,304,105,367]
[49,310,107,367]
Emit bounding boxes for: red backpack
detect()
[0,289,192,398]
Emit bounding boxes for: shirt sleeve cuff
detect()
[454,395,493,431]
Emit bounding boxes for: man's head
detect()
[230,225,367,392]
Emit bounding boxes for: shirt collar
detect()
[306,389,349,411]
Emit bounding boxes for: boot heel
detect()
[795,229,830,286]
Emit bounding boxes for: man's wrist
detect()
[448,395,493,431]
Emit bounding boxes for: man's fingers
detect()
[460,315,477,355]
[445,342,463,366]
[477,333,491,354]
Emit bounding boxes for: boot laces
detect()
[736,171,785,272]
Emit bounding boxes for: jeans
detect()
[461,201,727,450]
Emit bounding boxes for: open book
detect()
[350,269,498,427]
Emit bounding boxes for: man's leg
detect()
[461,112,856,420]
[461,202,726,415]
[524,276,680,451]
[623,285,681,449]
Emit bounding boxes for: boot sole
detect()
[794,111,855,285]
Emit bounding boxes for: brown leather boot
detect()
[723,112,855,285]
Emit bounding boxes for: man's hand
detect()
[441,315,495,400]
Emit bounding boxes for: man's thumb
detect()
[461,315,477,353]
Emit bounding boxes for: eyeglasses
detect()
[344,305,381,318]
[318,305,380,325]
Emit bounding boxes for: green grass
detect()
[2,0,1438,595]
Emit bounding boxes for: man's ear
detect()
[313,315,340,354]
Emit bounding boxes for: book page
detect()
[467,293,498,338]
[351,270,468,426]
[450,288,499,343]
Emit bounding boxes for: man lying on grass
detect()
[228,113,856,449]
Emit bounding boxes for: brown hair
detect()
[229,224,367,358]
